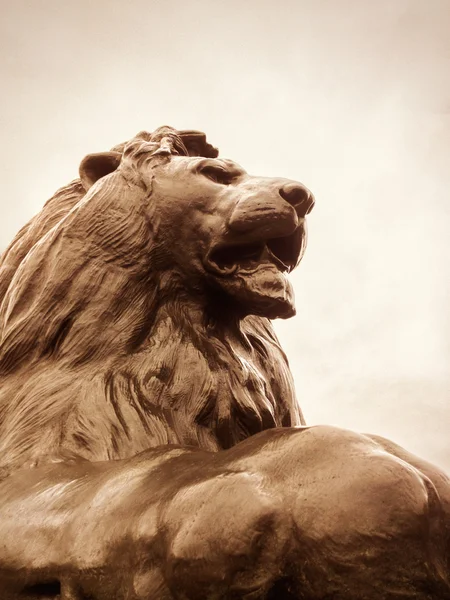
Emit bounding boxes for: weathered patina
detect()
[0,127,449,599]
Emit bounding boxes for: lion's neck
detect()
[118,297,287,446]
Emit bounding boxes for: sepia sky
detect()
[1,0,449,469]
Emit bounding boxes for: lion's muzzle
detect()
[227,178,314,238]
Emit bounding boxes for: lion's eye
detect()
[200,166,233,185]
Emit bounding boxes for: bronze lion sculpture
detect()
[0,126,449,599]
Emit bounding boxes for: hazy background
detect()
[1,0,449,469]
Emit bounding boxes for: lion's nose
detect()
[279,182,315,216]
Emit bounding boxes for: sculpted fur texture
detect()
[1,127,449,600]
[0,127,311,472]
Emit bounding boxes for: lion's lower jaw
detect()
[248,296,296,320]
[219,267,296,320]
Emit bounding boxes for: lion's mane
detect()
[0,127,303,472]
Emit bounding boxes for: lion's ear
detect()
[79,152,122,191]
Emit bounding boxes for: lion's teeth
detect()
[265,246,290,272]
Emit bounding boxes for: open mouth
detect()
[205,226,305,276]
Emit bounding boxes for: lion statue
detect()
[0,126,449,599]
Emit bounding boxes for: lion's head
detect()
[0,127,314,469]
[78,127,314,320]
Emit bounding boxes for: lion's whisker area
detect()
[0,126,449,599]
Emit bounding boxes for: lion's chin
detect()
[218,263,296,319]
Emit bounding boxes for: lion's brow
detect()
[194,158,245,177]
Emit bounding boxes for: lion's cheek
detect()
[222,266,296,319]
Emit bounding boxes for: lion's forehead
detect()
[170,155,245,171]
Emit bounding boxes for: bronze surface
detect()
[0,127,448,599]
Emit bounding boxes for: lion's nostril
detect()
[279,183,314,216]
